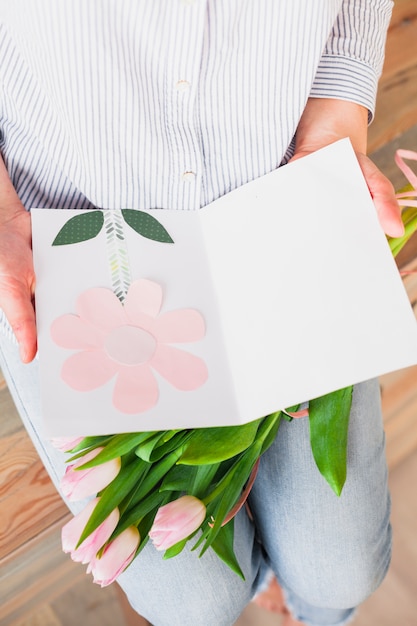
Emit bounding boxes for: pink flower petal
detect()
[62,498,100,553]
[112,364,159,413]
[60,448,121,501]
[61,350,119,391]
[88,526,140,587]
[76,287,127,332]
[124,279,163,320]
[51,314,105,349]
[149,496,206,551]
[153,309,206,343]
[72,507,120,564]
[151,345,208,390]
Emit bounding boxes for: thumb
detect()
[0,282,37,362]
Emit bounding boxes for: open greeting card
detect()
[32,139,417,437]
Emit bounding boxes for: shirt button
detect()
[175,79,191,93]
[182,171,196,183]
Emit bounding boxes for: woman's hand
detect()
[0,157,37,363]
[292,98,404,238]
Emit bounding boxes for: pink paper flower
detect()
[87,526,140,587]
[60,447,121,501]
[51,279,208,414]
[62,497,120,564]
[149,495,206,551]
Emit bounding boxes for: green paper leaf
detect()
[52,211,104,245]
[308,386,353,497]
[122,209,174,243]
[210,519,245,580]
[178,419,262,465]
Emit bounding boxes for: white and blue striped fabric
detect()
[0,0,393,212]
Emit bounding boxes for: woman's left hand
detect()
[293,98,404,238]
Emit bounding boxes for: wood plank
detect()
[0,372,23,438]
[0,431,69,561]
[368,0,417,152]
[0,527,85,626]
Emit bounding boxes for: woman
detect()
[0,2,403,624]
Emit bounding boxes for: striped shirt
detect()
[0,0,393,214]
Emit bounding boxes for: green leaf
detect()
[134,431,191,463]
[255,412,282,455]
[308,386,353,496]
[75,432,157,468]
[163,537,190,560]
[178,419,262,465]
[210,519,245,579]
[198,442,262,554]
[160,462,221,500]
[126,447,187,510]
[116,490,168,535]
[121,209,174,243]
[52,211,104,245]
[388,206,417,257]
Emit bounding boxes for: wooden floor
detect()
[2,129,417,626]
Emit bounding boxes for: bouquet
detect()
[51,149,417,587]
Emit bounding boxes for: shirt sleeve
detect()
[310,0,394,121]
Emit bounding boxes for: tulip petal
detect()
[60,448,121,501]
[89,526,140,587]
[72,507,120,564]
[112,364,159,414]
[151,345,208,390]
[153,309,206,343]
[61,350,119,391]
[62,498,100,553]
[149,496,206,551]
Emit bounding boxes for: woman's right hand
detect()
[0,198,37,363]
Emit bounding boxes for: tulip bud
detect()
[60,447,121,501]
[149,495,206,551]
[61,498,120,564]
[50,436,85,451]
[88,526,140,587]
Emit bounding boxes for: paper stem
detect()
[103,210,132,303]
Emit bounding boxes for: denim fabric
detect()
[0,337,391,626]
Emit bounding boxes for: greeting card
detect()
[31,139,417,436]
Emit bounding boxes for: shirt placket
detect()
[163,0,207,211]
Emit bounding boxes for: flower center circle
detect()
[104,325,157,366]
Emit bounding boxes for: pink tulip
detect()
[87,526,140,587]
[60,447,121,501]
[50,436,85,451]
[61,498,120,564]
[149,495,206,551]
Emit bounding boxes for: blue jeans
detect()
[0,337,391,626]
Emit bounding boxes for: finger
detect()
[0,283,37,362]
[357,154,404,238]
